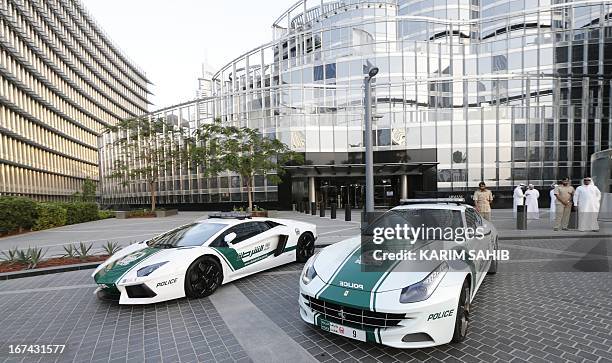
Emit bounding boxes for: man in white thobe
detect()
[525,184,540,220]
[513,183,526,218]
[549,184,558,222]
[573,177,602,232]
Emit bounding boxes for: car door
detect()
[225,221,284,274]
[464,208,488,281]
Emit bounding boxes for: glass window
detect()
[226,222,264,244]
[513,124,526,141]
[363,209,463,241]
[148,223,226,248]
[465,208,479,229]
[325,63,336,79]
[314,65,324,81]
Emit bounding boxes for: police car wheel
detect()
[185,256,223,298]
[451,280,471,343]
[296,233,315,262]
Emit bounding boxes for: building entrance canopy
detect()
[285,162,437,178]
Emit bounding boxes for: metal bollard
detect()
[304,202,309,214]
[568,205,578,229]
[516,204,527,230]
[330,203,336,219]
[311,202,316,216]
[320,203,325,217]
[345,203,351,221]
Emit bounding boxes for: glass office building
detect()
[100,0,612,209]
[0,0,149,200]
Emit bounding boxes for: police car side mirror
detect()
[224,232,237,244]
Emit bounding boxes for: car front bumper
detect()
[298,277,462,348]
[94,272,186,305]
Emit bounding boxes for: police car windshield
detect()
[148,223,226,248]
[363,209,463,241]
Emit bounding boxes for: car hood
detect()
[314,236,459,293]
[94,244,196,285]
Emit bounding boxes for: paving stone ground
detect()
[0,241,610,363]
[0,212,610,362]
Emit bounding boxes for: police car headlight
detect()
[301,253,319,285]
[399,262,448,303]
[137,262,168,277]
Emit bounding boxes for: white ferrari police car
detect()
[299,199,498,348]
[94,213,316,304]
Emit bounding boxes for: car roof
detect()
[195,217,270,226]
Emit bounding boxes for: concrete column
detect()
[400,175,408,200]
[308,176,316,203]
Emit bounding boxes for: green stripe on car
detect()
[212,243,297,271]
[314,244,361,299]
[94,247,161,285]
[317,247,400,310]
[211,247,245,271]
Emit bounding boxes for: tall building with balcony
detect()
[100,0,612,210]
[0,0,149,200]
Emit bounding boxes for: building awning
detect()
[284,162,438,177]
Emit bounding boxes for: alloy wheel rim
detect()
[460,288,471,337]
[190,261,220,295]
[299,235,314,259]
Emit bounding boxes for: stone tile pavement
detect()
[0,249,610,362]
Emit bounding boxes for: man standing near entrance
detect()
[574,177,601,232]
[525,184,540,220]
[554,178,575,231]
[512,183,526,218]
[473,181,493,220]
[549,183,558,222]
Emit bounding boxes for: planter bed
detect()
[0,255,108,274]
[0,229,31,238]
[115,211,156,219]
[155,209,178,218]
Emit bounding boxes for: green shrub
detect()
[62,244,77,258]
[6,247,47,269]
[60,202,99,225]
[0,197,38,233]
[0,247,19,264]
[102,241,121,255]
[32,203,67,231]
[76,242,93,260]
[27,247,46,269]
[98,210,115,219]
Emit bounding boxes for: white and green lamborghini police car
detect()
[93,213,316,304]
[299,200,498,348]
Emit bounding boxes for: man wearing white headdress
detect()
[573,177,601,232]
[549,184,558,222]
[525,184,540,219]
[513,183,526,218]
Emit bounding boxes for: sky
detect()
[81,0,291,110]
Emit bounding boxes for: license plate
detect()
[320,319,366,342]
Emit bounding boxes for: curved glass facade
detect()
[100,0,612,208]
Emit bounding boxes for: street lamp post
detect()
[363,64,378,214]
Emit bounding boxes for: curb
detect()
[0,262,100,281]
